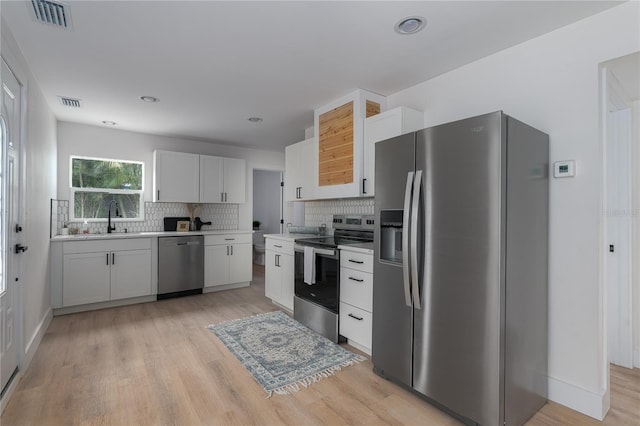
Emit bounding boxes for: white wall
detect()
[386,2,639,419]
[57,122,285,230]
[252,169,281,234]
[633,99,640,367]
[1,21,57,365]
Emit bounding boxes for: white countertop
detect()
[263,233,321,242]
[51,229,253,242]
[338,243,374,255]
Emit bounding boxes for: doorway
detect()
[601,52,640,374]
[252,169,283,265]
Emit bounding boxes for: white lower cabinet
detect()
[339,248,373,354]
[204,234,252,288]
[264,238,294,311]
[61,239,153,308]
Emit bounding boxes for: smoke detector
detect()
[31,0,72,30]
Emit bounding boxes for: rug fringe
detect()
[265,354,367,398]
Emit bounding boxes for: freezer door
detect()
[412,112,505,425]
[372,133,415,386]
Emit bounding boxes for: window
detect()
[70,156,144,220]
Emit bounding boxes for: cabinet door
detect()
[265,250,281,301]
[154,150,200,203]
[110,249,152,300]
[284,143,299,202]
[204,245,230,287]
[298,139,316,200]
[63,252,110,307]
[223,158,246,203]
[228,244,252,284]
[200,155,225,203]
[278,253,294,311]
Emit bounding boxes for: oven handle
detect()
[294,245,336,257]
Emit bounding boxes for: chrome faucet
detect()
[107,200,121,233]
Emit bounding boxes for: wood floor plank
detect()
[2,265,638,425]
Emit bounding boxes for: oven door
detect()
[294,245,339,314]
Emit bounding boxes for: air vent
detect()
[31,0,72,29]
[58,96,81,107]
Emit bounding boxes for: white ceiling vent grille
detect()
[31,0,72,29]
[58,96,81,107]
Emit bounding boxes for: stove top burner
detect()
[296,235,372,249]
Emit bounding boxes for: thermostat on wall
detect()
[553,160,576,178]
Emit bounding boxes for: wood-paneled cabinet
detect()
[204,233,252,288]
[314,89,386,199]
[200,155,246,203]
[363,106,424,196]
[285,137,316,201]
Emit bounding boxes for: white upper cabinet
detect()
[153,150,200,203]
[314,89,386,199]
[285,137,316,201]
[154,151,246,203]
[200,155,246,203]
[362,107,424,196]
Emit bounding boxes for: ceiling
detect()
[2,1,624,151]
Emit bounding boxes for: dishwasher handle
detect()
[177,241,201,246]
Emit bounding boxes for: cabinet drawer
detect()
[63,238,151,254]
[340,251,373,273]
[205,233,252,246]
[265,239,294,254]
[339,302,372,349]
[340,267,372,312]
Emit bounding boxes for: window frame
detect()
[69,155,145,222]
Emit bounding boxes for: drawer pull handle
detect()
[224,238,235,241]
[348,277,364,282]
[348,313,363,321]
[348,259,364,264]
[274,244,283,248]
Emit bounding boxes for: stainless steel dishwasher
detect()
[157,235,204,299]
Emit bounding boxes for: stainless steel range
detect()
[294,215,374,342]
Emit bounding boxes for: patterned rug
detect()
[208,310,366,397]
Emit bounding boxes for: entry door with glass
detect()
[1,59,24,396]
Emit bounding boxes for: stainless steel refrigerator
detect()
[373,111,548,426]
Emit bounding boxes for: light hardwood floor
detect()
[2,265,639,425]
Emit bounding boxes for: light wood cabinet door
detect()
[110,249,152,300]
[229,243,252,284]
[63,252,110,307]
[204,245,230,287]
[154,150,200,203]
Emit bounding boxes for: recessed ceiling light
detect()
[248,117,263,123]
[102,120,116,126]
[394,16,426,35]
[140,95,159,103]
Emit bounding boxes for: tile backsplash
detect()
[51,200,238,236]
[304,197,374,231]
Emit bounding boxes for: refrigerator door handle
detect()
[411,170,423,309]
[402,171,414,307]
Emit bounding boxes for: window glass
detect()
[70,156,144,220]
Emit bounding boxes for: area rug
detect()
[208,310,366,397]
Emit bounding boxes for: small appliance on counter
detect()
[163,216,212,231]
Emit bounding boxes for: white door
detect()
[279,253,294,311]
[264,250,281,301]
[154,151,200,203]
[204,245,230,287]
[228,244,252,283]
[200,155,224,203]
[110,249,152,300]
[606,107,634,368]
[223,158,246,203]
[1,59,23,394]
[62,252,111,307]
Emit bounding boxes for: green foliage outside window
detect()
[71,157,144,220]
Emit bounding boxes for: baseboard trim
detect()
[203,282,250,293]
[548,375,609,420]
[53,295,156,316]
[634,346,640,368]
[24,308,52,370]
[0,369,21,415]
